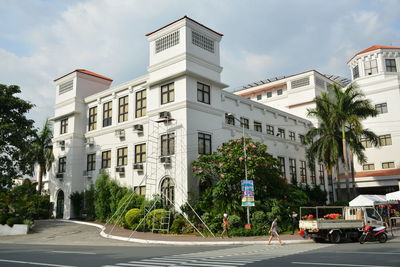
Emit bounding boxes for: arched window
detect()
[56,190,64,219]
[160,177,174,207]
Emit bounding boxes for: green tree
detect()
[331,83,377,199]
[0,84,36,189]
[29,119,54,194]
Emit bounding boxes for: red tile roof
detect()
[145,15,223,37]
[54,69,113,82]
[348,45,400,63]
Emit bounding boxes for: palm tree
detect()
[30,119,54,194]
[330,83,378,200]
[306,93,341,202]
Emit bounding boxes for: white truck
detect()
[299,206,384,243]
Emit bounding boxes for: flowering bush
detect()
[323,213,342,220]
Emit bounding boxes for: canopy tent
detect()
[349,194,387,207]
[386,191,400,201]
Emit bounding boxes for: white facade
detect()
[49,16,323,219]
[347,45,400,194]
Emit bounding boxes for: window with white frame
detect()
[88,106,97,131]
[266,125,274,135]
[60,118,68,134]
[278,156,286,179]
[117,147,128,166]
[267,91,272,98]
[240,117,249,129]
[87,153,96,171]
[379,134,392,146]
[364,59,378,75]
[101,150,111,169]
[363,163,375,171]
[58,157,66,173]
[135,143,146,163]
[278,128,285,138]
[254,121,262,132]
[289,131,296,141]
[256,94,262,100]
[375,103,388,114]
[289,158,297,184]
[382,162,395,169]
[161,82,175,104]
[161,133,175,156]
[353,65,359,79]
[197,82,210,104]
[385,59,397,72]
[198,133,211,155]
[225,113,235,125]
[277,89,283,95]
[300,160,307,183]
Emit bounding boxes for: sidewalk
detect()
[63,220,312,246]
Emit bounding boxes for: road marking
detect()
[0,259,77,267]
[291,262,394,267]
[116,263,161,267]
[336,251,400,255]
[51,250,96,255]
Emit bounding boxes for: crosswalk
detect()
[102,243,332,267]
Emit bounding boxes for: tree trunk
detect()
[350,150,357,198]
[327,168,334,203]
[336,164,341,202]
[341,123,350,201]
[38,165,43,195]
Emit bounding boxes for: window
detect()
[161,82,174,105]
[155,30,179,53]
[135,143,146,163]
[267,92,272,98]
[254,121,262,132]
[60,118,68,134]
[277,89,283,95]
[291,77,310,89]
[382,162,395,169]
[375,103,388,114]
[240,117,249,129]
[364,59,378,75]
[278,157,286,179]
[192,31,214,53]
[225,113,235,125]
[161,178,175,206]
[161,133,175,156]
[363,163,375,171]
[103,101,112,127]
[59,80,73,95]
[289,158,297,184]
[310,168,316,185]
[299,134,305,144]
[266,125,274,135]
[278,128,285,138]
[88,106,97,131]
[328,174,332,185]
[117,147,128,166]
[198,133,212,155]
[135,90,146,118]
[197,82,210,104]
[319,164,325,185]
[385,59,397,72]
[101,150,111,169]
[361,138,372,148]
[289,131,296,141]
[256,94,262,100]
[58,157,66,173]
[379,134,392,146]
[118,96,128,123]
[87,153,96,171]
[353,65,359,79]
[134,186,146,196]
[300,160,307,183]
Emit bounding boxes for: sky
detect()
[1,0,399,128]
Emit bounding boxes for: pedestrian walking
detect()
[221,213,229,238]
[267,217,285,245]
[290,211,299,234]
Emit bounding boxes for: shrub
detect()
[125,208,143,230]
[228,214,241,227]
[0,214,8,225]
[170,216,186,234]
[115,194,145,226]
[6,216,24,227]
[145,209,168,231]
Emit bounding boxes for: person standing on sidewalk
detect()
[290,211,299,234]
[267,218,285,245]
[221,213,229,238]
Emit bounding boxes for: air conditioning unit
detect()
[160,156,172,164]
[115,129,125,138]
[115,166,125,173]
[159,111,171,120]
[133,163,144,170]
[56,173,64,179]
[133,124,144,132]
[58,140,65,149]
[85,137,94,146]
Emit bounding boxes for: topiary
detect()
[6,216,24,227]
[124,208,142,230]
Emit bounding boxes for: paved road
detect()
[0,220,399,267]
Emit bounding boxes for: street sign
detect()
[241,180,255,207]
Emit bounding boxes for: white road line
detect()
[336,251,400,255]
[116,263,162,267]
[51,251,96,255]
[291,262,394,267]
[0,259,77,267]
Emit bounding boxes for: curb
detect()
[61,220,313,246]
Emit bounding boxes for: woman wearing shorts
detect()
[268,217,285,245]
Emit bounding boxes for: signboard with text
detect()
[241,180,255,207]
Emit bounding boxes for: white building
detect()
[347,45,400,194]
[49,16,326,219]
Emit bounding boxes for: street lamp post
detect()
[227,113,251,228]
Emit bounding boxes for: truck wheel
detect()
[329,231,341,243]
[378,233,387,243]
